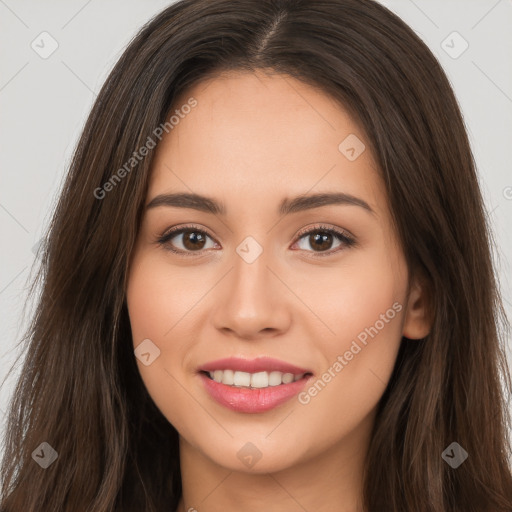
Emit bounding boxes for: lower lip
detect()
[198,372,313,413]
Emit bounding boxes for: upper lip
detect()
[198,356,313,375]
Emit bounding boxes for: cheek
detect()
[296,250,406,429]
[126,253,196,345]
[126,255,191,384]
[126,254,201,432]
[306,245,405,344]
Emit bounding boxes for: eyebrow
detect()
[146,191,376,217]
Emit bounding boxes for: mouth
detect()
[199,369,314,389]
[196,356,315,413]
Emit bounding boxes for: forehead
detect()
[148,70,386,220]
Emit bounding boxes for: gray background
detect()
[1,0,511,443]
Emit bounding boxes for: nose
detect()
[212,247,292,340]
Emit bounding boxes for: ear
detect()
[402,271,433,340]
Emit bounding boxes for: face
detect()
[126,70,430,474]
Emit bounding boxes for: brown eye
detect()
[306,232,335,251]
[179,230,208,251]
[157,223,356,257]
[157,226,217,255]
[292,224,356,256]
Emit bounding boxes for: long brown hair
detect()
[1,0,511,510]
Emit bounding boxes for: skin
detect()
[126,70,431,512]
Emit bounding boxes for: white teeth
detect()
[233,371,251,387]
[207,370,306,388]
[250,371,268,388]
[282,373,294,384]
[268,371,283,386]
[222,369,234,384]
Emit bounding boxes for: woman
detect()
[1,0,511,510]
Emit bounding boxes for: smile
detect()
[197,356,315,413]
[203,369,309,388]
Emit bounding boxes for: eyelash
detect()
[156,223,356,258]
